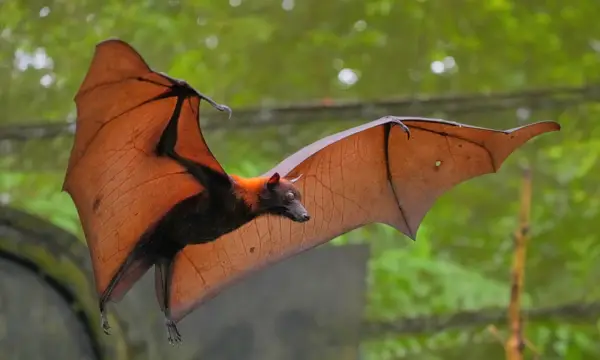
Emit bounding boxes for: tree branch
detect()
[1,84,599,142]
[361,302,600,339]
[505,167,532,359]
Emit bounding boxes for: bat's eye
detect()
[285,191,295,202]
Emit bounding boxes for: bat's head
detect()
[258,172,310,223]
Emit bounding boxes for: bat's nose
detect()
[300,213,311,222]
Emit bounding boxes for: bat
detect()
[63,39,560,344]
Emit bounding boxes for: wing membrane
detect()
[63,39,227,298]
[168,117,559,321]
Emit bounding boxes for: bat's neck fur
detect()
[229,175,269,213]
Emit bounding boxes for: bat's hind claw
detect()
[166,319,182,345]
[100,313,111,335]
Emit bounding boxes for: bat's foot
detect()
[166,319,182,345]
[101,312,111,335]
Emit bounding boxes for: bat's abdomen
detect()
[140,190,255,259]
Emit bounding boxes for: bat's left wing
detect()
[168,116,560,322]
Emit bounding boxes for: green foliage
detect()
[0,172,81,236]
[1,0,599,358]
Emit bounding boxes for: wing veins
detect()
[72,90,182,174]
[75,74,170,99]
[98,170,189,223]
[406,124,497,171]
[182,251,207,287]
[95,151,142,202]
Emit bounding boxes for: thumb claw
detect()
[221,105,233,119]
[391,118,411,140]
[196,91,233,119]
[213,103,232,119]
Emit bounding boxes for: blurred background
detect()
[0,1,599,359]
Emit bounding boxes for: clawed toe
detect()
[166,320,182,345]
[101,313,111,335]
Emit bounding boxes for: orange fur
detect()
[230,175,269,211]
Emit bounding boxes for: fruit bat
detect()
[63,39,560,344]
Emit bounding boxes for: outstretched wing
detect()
[168,116,560,322]
[62,39,227,300]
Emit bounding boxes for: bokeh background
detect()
[1,1,599,359]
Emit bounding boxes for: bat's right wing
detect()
[63,39,227,302]
[168,116,560,322]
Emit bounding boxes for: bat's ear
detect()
[267,172,281,189]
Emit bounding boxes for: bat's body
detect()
[63,46,309,342]
[100,160,303,342]
[63,39,560,345]
[99,127,253,342]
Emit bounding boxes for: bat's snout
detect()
[297,212,311,222]
[286,202,311,223]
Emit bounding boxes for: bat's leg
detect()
[155,255,181,345]
[98,258,138,334]
[99,242,152,335]
[99,302,110,334]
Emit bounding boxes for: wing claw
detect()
[389,117,411,139]
[217,104,233,119]
[195,91,232,119]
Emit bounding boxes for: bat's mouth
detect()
[285,202,311,223]
[272,206,311,223]
[289,211,311,223]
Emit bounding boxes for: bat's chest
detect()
[195,203,254,240]
[151,191,255,247]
